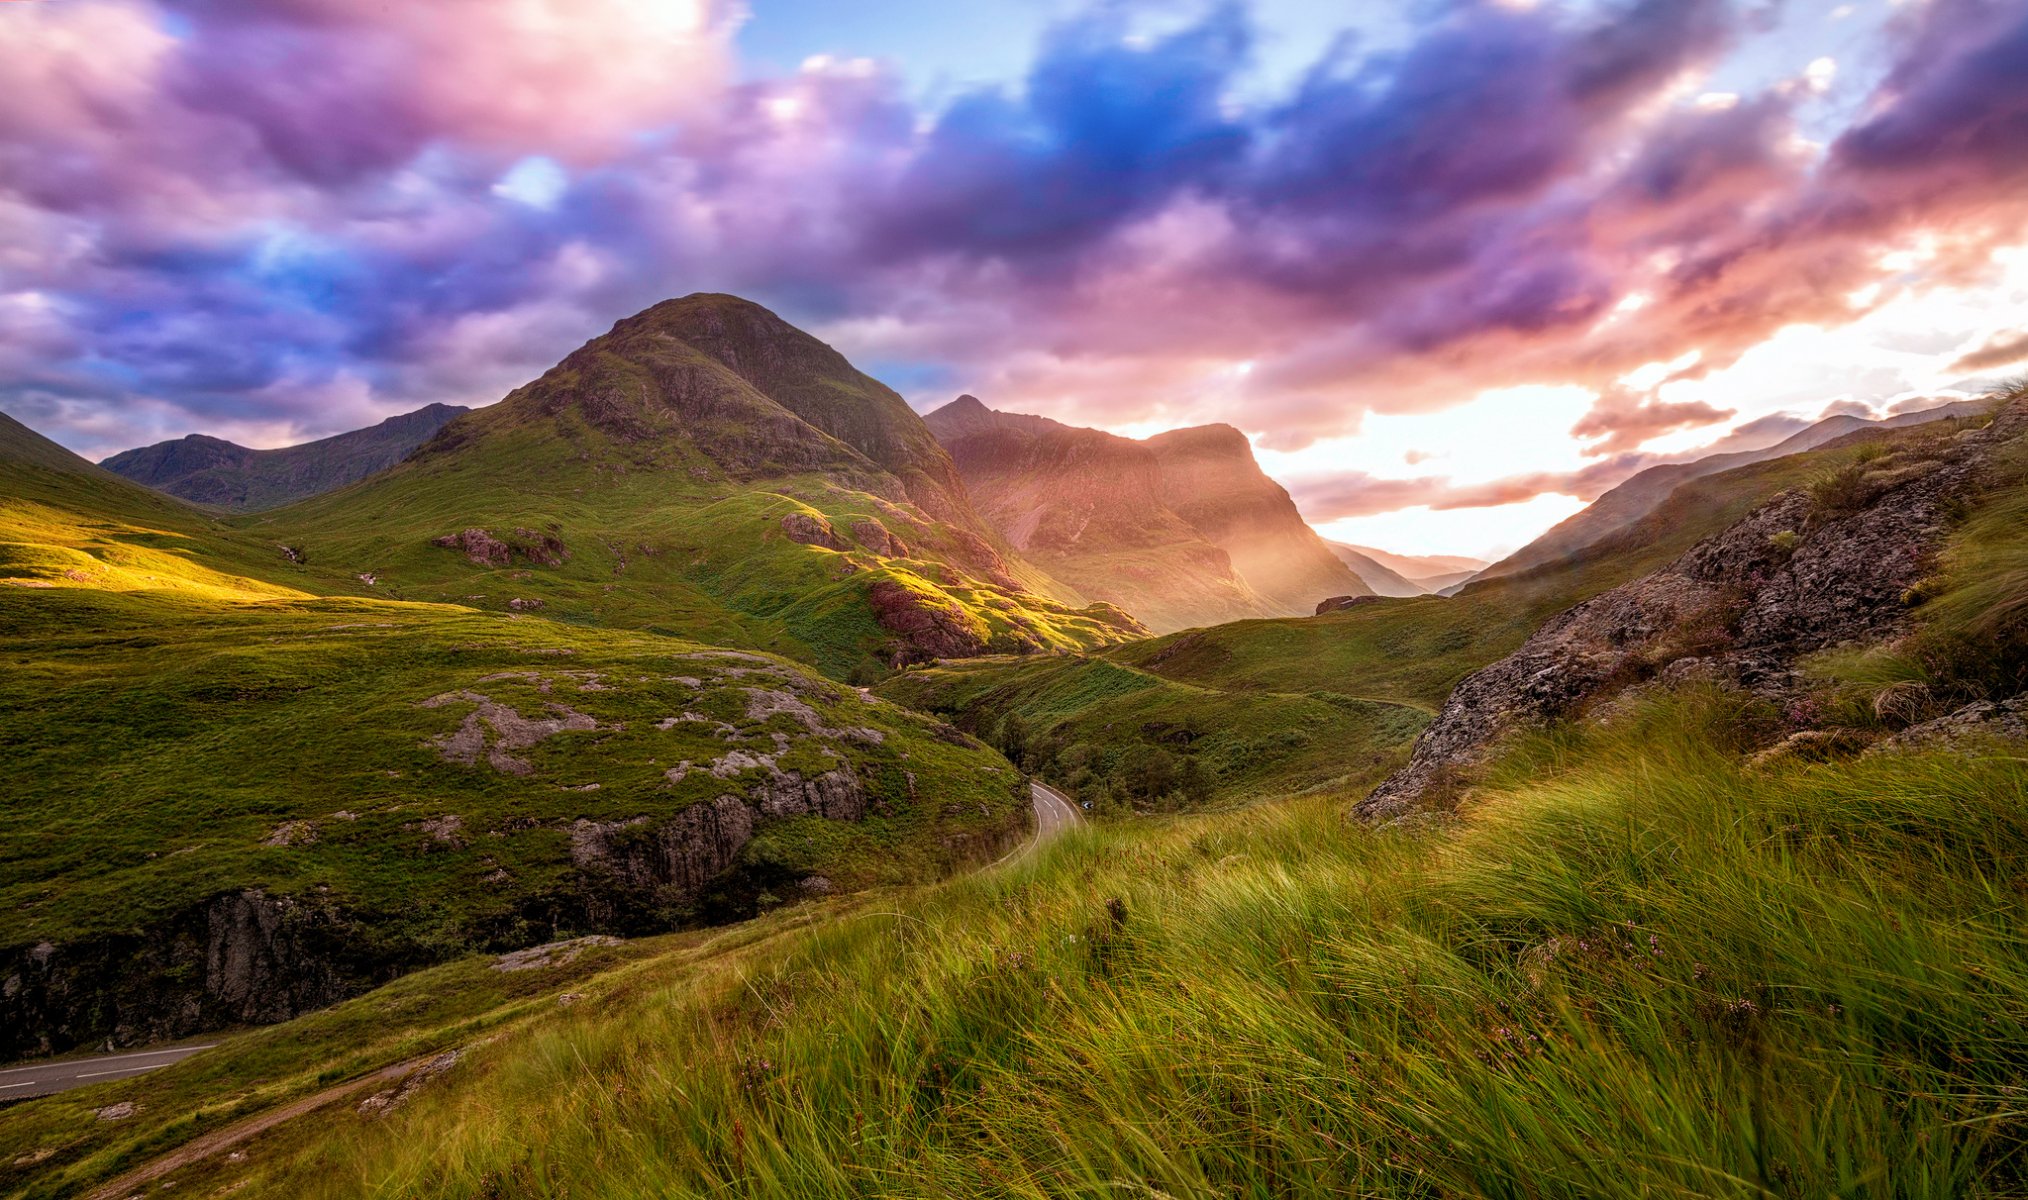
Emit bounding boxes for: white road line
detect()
[75,1065,168,1080]
[0,1044,216,1076]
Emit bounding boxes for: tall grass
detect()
[255,692,2028,1198]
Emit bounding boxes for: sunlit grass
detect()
[189,690,2028,1199]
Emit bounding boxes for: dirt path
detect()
[83,1057,428,1200]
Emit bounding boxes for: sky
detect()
[3,0,2026,560]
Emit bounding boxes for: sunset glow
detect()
[3,0,2025,557]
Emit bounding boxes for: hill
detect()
[0,402,1039,1060]
[1467,397,1987,586]
[923,397,1278,632]
[255,297,1142,677]
[100,403,470,511]
[28,397,2025,1199]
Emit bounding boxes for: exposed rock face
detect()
[1359,400,2024,821]
[99,403,469,512]
[569,797,757,925]
[422,690,605,776]
[1316,595,1382,615]
[0,890,389,1059]
[852,518,908,557]
[868,579,992,662]
[1145,424,1371,617]
[433,527,511,567]
[432,527,570,569]
[781,511,849,550]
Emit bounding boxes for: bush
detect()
[1808,462,1872,515]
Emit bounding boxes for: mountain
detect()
[1142,424,1370,614]
[101,403,470,511]
[1325,545,1430,597]
[924,399,1370,628]
[1466,398,1989,587]
[1331,542,1487,581]
[0,394,1038,1059]
[260,295,1141,675]
[923,397,1278,633]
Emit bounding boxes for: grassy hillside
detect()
[6,401,2023,1199]
[26,686,2022,1199]
[0,592,1024,951]
[0,406,1043,1060]
[255,298,1140,678]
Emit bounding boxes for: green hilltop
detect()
[255,295,1141,678]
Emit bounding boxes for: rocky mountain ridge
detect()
[1465,397,1991,589]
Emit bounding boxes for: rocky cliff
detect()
[1360,399,2026,821]
[1144,425,1370,615]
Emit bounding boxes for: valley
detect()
[3,302,2025,1200]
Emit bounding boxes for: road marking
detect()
[76,1065,169,1080]
[0,1044,216,1077]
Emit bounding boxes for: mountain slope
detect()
[0,401,1038,1059]
[1143,424,1370,613]
[923,397,1277,633]
[1366,395,2027,818]
[1325,543,1428,597]
[260,296,1141,675]
[1470,398,1988,586]
[101,403,469,511]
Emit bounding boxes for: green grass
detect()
[0,587,1026,953]
[96,688,2027,1198]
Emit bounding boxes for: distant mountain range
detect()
[1326,543,1488,597]
[925,397,1367,632]
[1458,397,1991,591]
[101,403,470,511]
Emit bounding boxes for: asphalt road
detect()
[1030,780,1080,843]
[996,779,1081,867]
[0,1042,217,1100]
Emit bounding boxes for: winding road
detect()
[998,779,1081,866]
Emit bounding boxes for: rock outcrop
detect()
[1359,399,2025,821]
[0,890,389,1059]
[868,579,992,662]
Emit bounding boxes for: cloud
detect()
[3,0,2027,489]
[1570,389,1735,455]
[1953,329,2028,372]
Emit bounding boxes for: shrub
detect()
[1768,529,1801,554]
[1808,462,1872,515]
